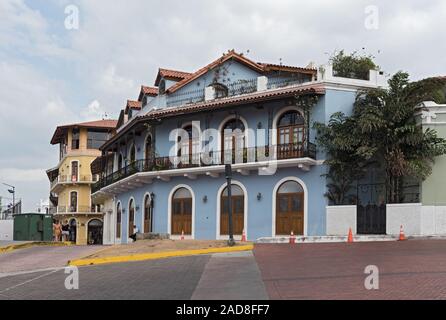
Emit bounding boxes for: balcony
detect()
[52,205,101,215]
[50,174,99,192]
[92,142,317,194]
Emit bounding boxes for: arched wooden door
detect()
[277,110,305,159]
[116,203,122,238]
[171,188,192,235]
[144,194,153,233]
[145,135,153,169]
[221,119,245,164]
[128,199,135,238]
[276,180,304,235]
[220,184,245,235]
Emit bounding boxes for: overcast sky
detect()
[0,0,445,211]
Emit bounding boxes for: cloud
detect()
[1,0,446,211]
[0,168,47,183]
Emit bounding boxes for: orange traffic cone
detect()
[289,231,296,244]
[347,228,354,243]
[180,230,185,240]
[241,229,247,242]
[399,225,406,241]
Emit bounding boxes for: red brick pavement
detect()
[253,240,446,300]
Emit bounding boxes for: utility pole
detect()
[225,164,235,247]
[2,183,15,215]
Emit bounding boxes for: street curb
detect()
[68,244,254,267]
[0,241,73,254]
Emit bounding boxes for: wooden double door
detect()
[171,197,192,235]
[220,194,244,235]
[276,192,304,235]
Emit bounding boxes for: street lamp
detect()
[3,183,15,214]
[225,164,235,247]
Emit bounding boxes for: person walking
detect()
[129,225,138,242]
[54,220,62,242]
[61,220,69,241]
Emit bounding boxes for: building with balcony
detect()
[91,50,388,243]
[47,119,117,245]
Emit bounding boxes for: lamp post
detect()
[225,164,235,247]
[3,183,15,214]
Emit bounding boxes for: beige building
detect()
[47,120,117,245]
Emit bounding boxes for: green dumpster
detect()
[13,213,53,241]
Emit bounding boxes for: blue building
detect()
[91,50,387,244]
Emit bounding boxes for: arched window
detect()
[220,184,244,235]
[276,180,304,235]
[144,194,152,233]
[277,110,306,159]
[129,144,136,164]
[128,199,135,239]
[69,191,78,213]
[116,203,122,238]
[118,154,123,170]
[159,80,166,95]
[171,187,192,235]
[178,125,200,167]
[71,161,79,182]
[144,135,153,170]
[221,118,245,164]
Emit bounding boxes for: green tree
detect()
[315,72,446,204]
[330,50,377,80]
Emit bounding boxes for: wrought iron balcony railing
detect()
[50,174,99,189]
[92,142,316,193]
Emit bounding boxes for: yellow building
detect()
[47,120,117,245]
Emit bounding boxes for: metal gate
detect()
[357,183,386,234]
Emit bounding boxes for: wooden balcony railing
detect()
[92,142,316,193]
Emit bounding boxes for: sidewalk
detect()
[69,239,253,266]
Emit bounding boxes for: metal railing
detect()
[227,78,258,97]
[50,175,99,189]
[266,77,307,90]
[92,142,316,193]
[54,205,99,214]
[166,88,205,107]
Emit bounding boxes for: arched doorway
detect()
[277,110,305,159]
[221,118,245,164]
[276,180,304,235]
[171,187,192,235]
[220,184,245,235]
[118,154,123,169]
[128,199,135,239]
[178,125,200,167]
[87,219,103,245]
[129,144,136,164]
[116,202,122,239]
[144,194,153,233]
[145,135,153,169]
[69,219,77,242]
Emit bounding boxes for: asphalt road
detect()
[0,251,268,300]
[2,240,446,300]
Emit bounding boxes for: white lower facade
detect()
[326,203,446,236]
[0,220,14,241]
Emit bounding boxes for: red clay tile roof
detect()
[141,86,159,96]
[166,50,265,94]
[155,68,192,86]
[126,100,142,109]
[51,119,118,145]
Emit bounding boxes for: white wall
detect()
[387,204,446,236]
[326,205,356,235]
[0,220,13,241]
[386,203,422,235]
